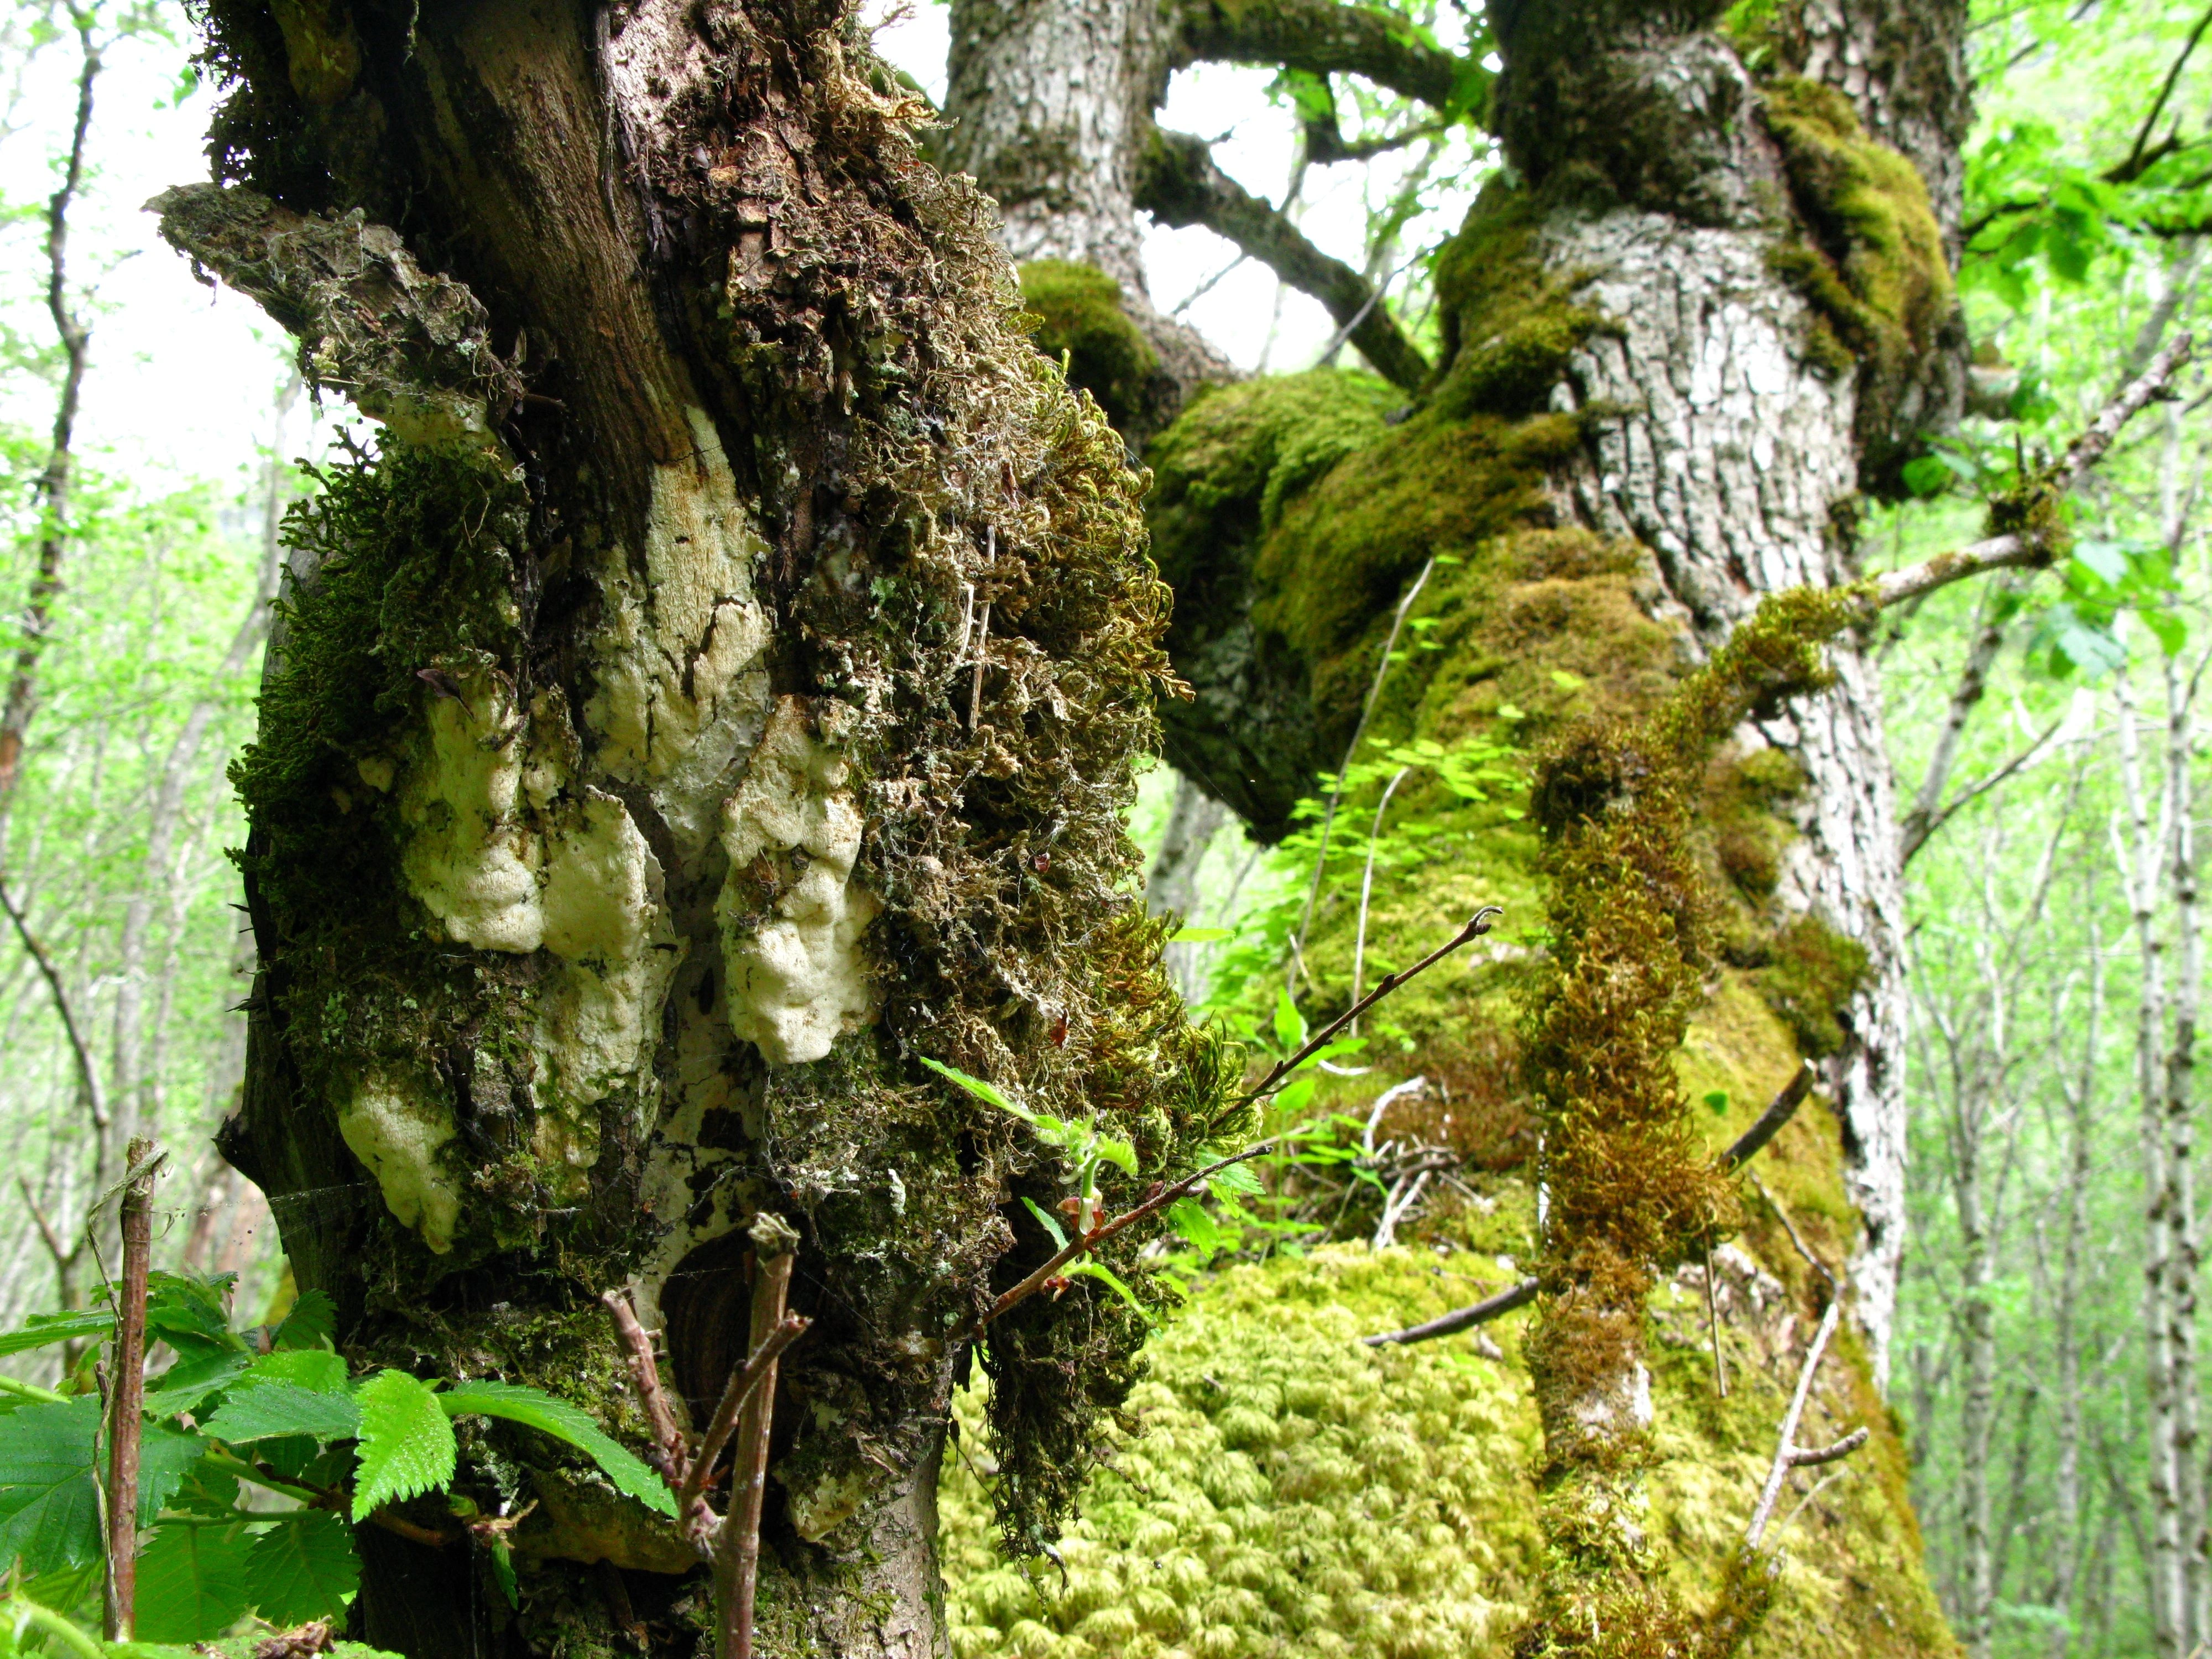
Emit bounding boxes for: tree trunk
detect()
[166,4,1215,1654]
[1146,0,1966,1645]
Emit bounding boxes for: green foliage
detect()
[242,1514,361,1628]
[0,1399,102,1577]
[438,1379,674,1519]
[132,1526,253,1644]
[348,1370,456,1521]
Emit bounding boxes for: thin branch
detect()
[716,1219,797,1659]
[678,1314,810,1534]
[1904,711,2071,865]
[2121,2,2212,182]
[1745,1287,1854,1551]
[103,1138,156,1641]
[1721,1063,1817,1171]
[1,873,107,1136]
[1363,1275,1537,1347]
[600,1290,688,1486]
[1348,765,1410,1030]
[1900,577,2017,862]
[1874,334,2194,608]
[1787,1426,1872,1468]
[1289,556,1438,983]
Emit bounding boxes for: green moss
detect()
[941,1219,1953,1659]
[1750,914,1871,1059]
[1431,185,1613,421]
[1761,79,1957,494]
[1018,260,1161,436]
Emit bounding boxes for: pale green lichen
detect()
[337,1070,463,1253]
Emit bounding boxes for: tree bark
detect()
[169,4,1214,1655]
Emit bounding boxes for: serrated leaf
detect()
[0,1395,101,1575]
[202,1381,359,1446]
[0,1311,113,1358]
[1066,1262,1150,1320]
[272,1291,337,1353]
[1020,1197,1069,1251]
[1167,926,1232,942]
[489,1537,519,1609]
[1166,1197,1223,1256]
[1207,1160,1264,1198]
[134,1521,254,1641]
[918,1056,1020,1114]
[437,1380,671,1518]
[137,1424,210,1527]
[142,1274,244,1357]
[146,1349,251,1417]
[245,1512,359,1626]
[1093,1134,1139,1177]
[351,1371,456,1520]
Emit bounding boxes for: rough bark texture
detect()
[173,3,1227,1656]
[943,0,1237,433]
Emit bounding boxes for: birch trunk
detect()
[167,3,1207,1653]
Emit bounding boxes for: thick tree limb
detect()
[1874,333,2193,608]
[147,184,521,460]
[1169,0,1475,111]
[1136,128,1431,391]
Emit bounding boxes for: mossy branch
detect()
[1874,332,2193,608]
[1168,0,1475,109]
[1136,128,1432,392]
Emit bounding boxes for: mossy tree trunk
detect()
[1147,0,1969,1647]
[165,4,1223,1656]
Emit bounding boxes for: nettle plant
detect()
[0,1271,667,1646]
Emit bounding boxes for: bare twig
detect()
[716,1216,797,1659]
[0,874,107,1139]
[600,1289,688,1486]
[1904,711,2072,864]
[18,1175,69,1277]
[1364,1276,1538,1347]
[1873,335,2194,609]
[1288,557,1438,987]
[1349,765,1411,1031]
[104,1136,156,1640]
[1743,1178,1866,1552]
[1720,1063,1816,1172]
[679,1314,810,1533]
[1900,576,2018,862]
[1704,1244,1728,1399]
[972,907,1503,1335]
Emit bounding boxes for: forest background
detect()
[0,0,2197,1654]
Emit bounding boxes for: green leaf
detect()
[272,1291,337,1352]
[489,1537,519,1609]
[245,1511,359,1626]
[1547,669,1585,691]
[1272,989,1307,1054]
[0,1396,102,1575]
[141,1274,244,1357]
[0,1311,113,1358]
[137,1424,210,1527]
[1495,703,1525,721]
[917,1056,1019,1114]
[1274,1075,1318,1117]
[350,1371,456,1520]
[1021,1197,1070,1251]
[1207,1160,1264,1199]
[2143,607,2189,656]
[201,1381,359,1446]
[1900,455,1953,498]
[134,1521,254,1641]
[146,1350,251,1418]
[1092,1134,1139,1177]
[1066,1261,1150,1319]
[244,1349,351,1396]
[1168,926,1232,943]
[1166,1197,1223,1256]
[2070,539,2130,586]
[437,1380,673,1518]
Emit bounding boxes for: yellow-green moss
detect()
[1431,185,1614,421]
[1761,79,1955,493]
[942,1211,1953,1659]
[1019,260,1161,435]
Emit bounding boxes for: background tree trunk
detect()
[168,2,1218,1654]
